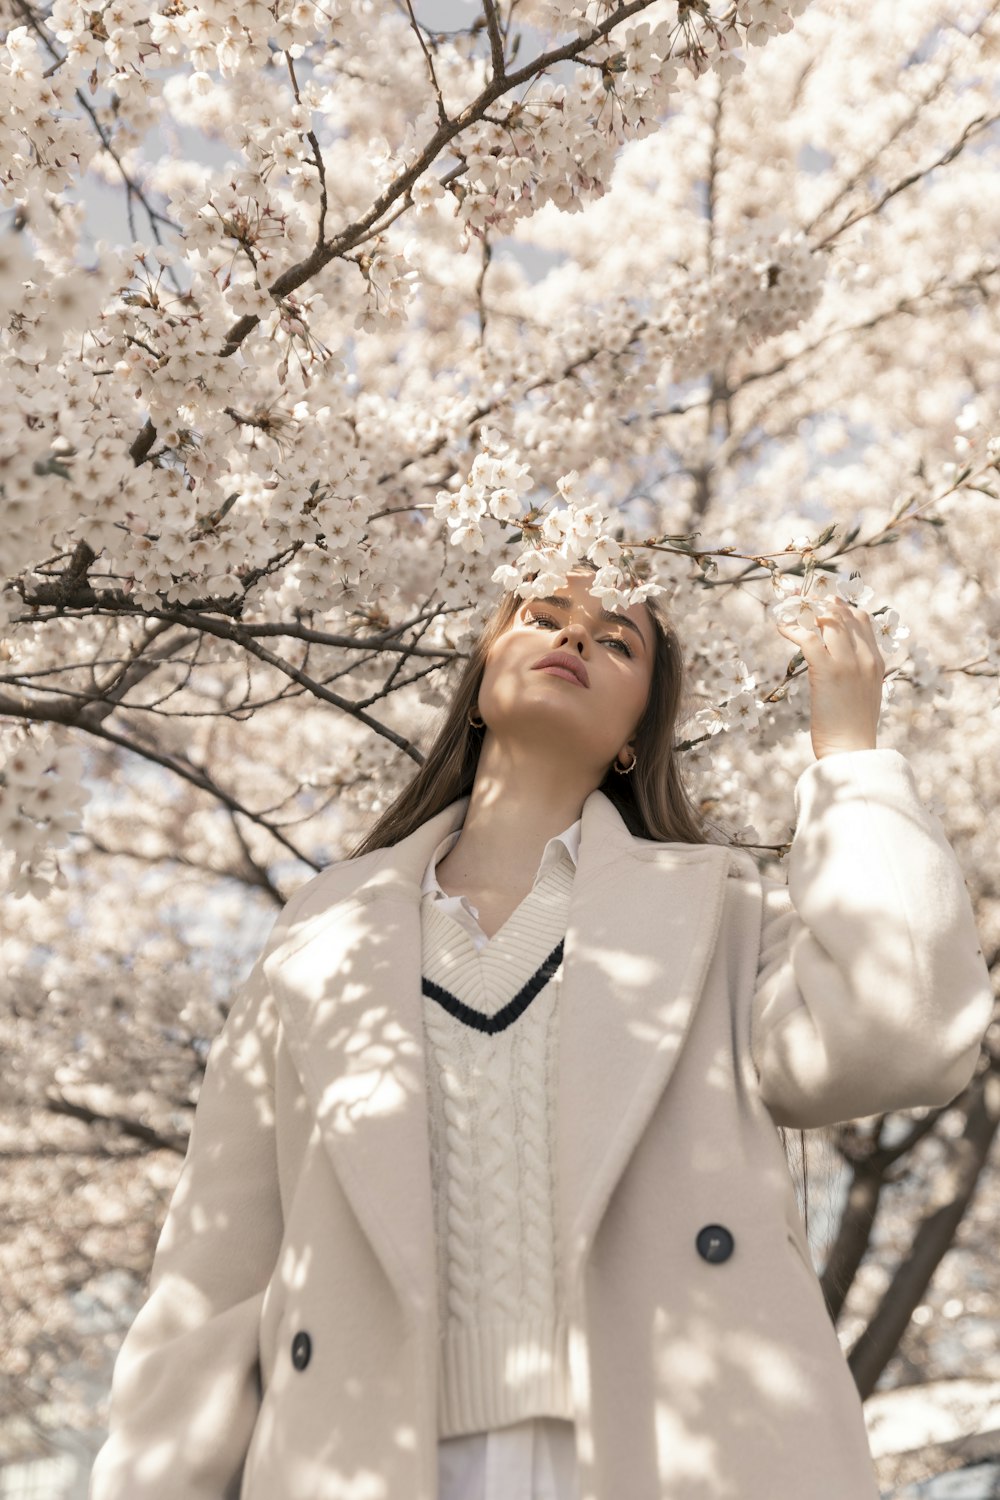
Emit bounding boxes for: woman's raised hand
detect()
[775,597,886,761]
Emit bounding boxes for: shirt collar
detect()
[420,817,581,901]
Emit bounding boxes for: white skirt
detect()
[438,1417,580,1500]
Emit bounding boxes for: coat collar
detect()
[263,789,736,1322]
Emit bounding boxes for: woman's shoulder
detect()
[629,833,762,883]
[261,848,384,955]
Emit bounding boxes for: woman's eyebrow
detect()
[531,594,646,651]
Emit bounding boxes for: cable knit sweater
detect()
[419,821,581,1440]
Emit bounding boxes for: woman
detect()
[89,561,992,1500]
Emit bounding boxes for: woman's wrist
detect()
[814,738,878,760]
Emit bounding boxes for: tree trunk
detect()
[849,1066,1000,1400]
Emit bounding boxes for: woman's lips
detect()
[535,665,585,685]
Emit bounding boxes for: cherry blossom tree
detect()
[1,0,998,1479]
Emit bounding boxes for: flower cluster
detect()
[453,3,811,243]
[682,560,914,757]
[433,430,657,610]
[768,569,909,655]
[666,226,826,380]
[495,547,660,616]
[0,733,89,900]
[433,426,536,554]
[354,239,420,333]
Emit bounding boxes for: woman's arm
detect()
[750,747,993,1129]
[751,595,992,1127]
[89,939,286,1500]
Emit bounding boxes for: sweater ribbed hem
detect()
[438,1316,574,1437]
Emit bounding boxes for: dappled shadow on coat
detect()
[91,767,993,1500]
[565,881,885,1500]
[90,909,435,1500]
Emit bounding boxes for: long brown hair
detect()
[347,559,711,859]
[345,562,815,1243]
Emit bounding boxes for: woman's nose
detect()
[556,623,588,652]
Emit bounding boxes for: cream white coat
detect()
[89,749,993,1500]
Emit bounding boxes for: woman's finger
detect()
[813,603,862,658]
[774,616,829,660]
[812,602,886,681]
[777,600,885,680]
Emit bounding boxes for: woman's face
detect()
[478,568,656,775]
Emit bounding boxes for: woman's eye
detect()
[529,613,632,658]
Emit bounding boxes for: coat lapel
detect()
[262,797,468,1323]
[556,801,732,1284]
[263,790,733,1318]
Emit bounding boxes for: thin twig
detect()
[0,688,323,870]
[482,0,507,81]
[285,51,330,247]
[476,232,492,344]
[403,0,451,125]
[814,111,1000,252]
[12,0,184,286]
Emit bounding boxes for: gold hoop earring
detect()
[468,706,485,729]
[614,750,637,775]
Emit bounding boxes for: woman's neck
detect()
[437,790,583,899]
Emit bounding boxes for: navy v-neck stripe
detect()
[422,939,565,1035]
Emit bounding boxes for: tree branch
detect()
[0,688,325,871]
[803,52,954,238]
[138,607,427,758]
[45,1092,189,1156]
[202,0,677,365]
[83,825,286,907]
[821,1104,952,1323]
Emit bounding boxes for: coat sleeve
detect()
[750,748,993,1130]
[89,922,289,1500]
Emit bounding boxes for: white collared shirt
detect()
[421,816,583,1500]
[420,819,582,952]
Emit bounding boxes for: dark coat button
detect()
[291,1331,312,1370]
[696,1224,734,1264]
